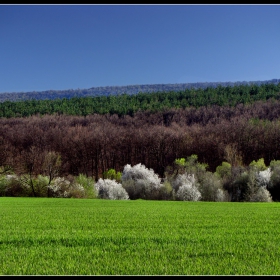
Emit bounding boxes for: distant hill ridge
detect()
[0,78,279,103]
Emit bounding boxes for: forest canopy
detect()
[0,83,280,118]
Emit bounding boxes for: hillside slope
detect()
[0,78,279,103]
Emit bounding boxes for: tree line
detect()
[0,83,280,118]
[0,152,278,202]
[1,99,280,177]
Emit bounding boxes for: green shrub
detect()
[249,158,267,171]
[215,161,231,179]
[103,168,122,182]
[74,174,97,199]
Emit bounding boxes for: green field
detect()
[0,197,280,275]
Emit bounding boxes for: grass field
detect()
[0,197,280,275]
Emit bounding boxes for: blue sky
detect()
[0,4,279,94]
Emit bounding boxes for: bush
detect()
[228,168,250,202]
[222,166,248,201]
[249,158,267,171]
[158,180,174,200]
[166,172,201,201]
[170,173,196,193]
[176,183,201,201]
[269,159,280,171]
[174,155,208,182]
[67,182,86,198]
[4,175,27,197]
[0,175,8,196]
[249,187,273,202]
[198,171,228,202]
[32,175,49,197]
[48,177,85,198]
[103,168,122,183]
[1,174,50,197]
[121,163,161,200]
[256,167,272,188]
[95,178,129,200]
[215,161,231,179]
[243,168,273,202]
[267,165,280,201]
[74,174,97,199]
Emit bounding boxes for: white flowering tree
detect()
[244,168,273,202]
[171,173,196,192]
[176,183,201,201]
[253,168,273,202]
[48,177,85,198]
[95,178,129,200]
[121,163,162,200]
[249,187,273,202]
[256,167,272,188]
[169,172,201,201]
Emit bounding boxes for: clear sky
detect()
[0,4,279,94]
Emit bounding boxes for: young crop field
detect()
[0,197,280,275]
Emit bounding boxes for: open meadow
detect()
[0,197,280,275]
